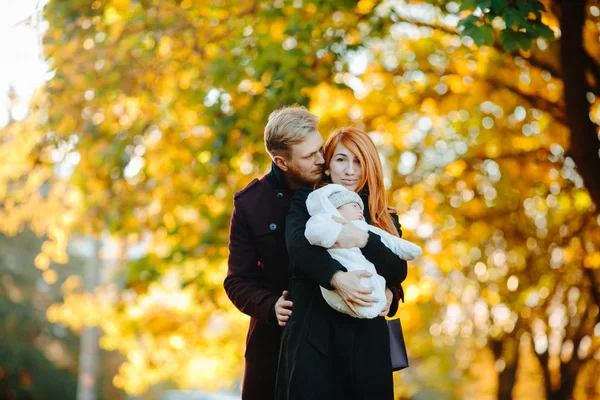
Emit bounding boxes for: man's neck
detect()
[283,172,312,191]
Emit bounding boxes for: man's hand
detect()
[275,290,293,327]
[331,217,368,249]
[330,270,376,314]
[379,288,394,317]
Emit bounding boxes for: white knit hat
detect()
[328,188,364,210]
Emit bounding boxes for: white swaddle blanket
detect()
[305,184,422,319]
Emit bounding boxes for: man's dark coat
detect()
[224,165,292,399]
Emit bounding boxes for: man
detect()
[224,106,400,399]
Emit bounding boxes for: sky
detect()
[0,0,49,127]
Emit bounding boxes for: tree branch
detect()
[389,12,562,79]
[462,148,554,162]
[401,62,567,125]
[485,77,568,126]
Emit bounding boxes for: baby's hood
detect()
[305,184,350,217]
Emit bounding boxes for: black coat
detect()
[275,188,408,400]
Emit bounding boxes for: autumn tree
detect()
[1,0,599,398]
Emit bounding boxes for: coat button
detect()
[269,223,277,231]
[276,192,284,200]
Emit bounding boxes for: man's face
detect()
[284,133,325,185]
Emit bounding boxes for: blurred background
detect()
[0,0,599,399]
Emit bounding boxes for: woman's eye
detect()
[336,158,345,162]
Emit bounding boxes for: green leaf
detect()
[481,24,495,45]
[500,30,532,52]
[517,33,532,51]
[490,0,509,14]
[500,30,520,52]
[502,8,522,29]
[538,24,554,39]
[458,14,480,31]
[460,0,477,12]
[530,0,546,12]
[460,21,495,47]
[470,24,495,46]
[520,20,554,40]
[521,20,538,38]
[476,0,492,10]
[461,23,479,39]
[521,0,546,18]
[521,0,546,15]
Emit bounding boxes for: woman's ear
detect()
[273,155,288,171]
[324,169,330,176]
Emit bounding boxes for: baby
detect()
[305,184,422,319]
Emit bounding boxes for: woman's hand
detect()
[330,270,376,314]
[379,288,393,317]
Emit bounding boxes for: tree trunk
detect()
[585,361,600,398]
[534,334,586,400]
[497,359,519,400]
[533,346,553,400]
[552,358,581,400]
[491,338,520,400]
[559,0,600,209]
[76,237,101,400]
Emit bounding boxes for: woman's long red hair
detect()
[323,127,398,237]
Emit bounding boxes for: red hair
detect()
[323,127,398,237]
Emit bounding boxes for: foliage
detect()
[457,0,554,50]
[0,0,599,398]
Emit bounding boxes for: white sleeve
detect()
[367,224,423,260]
[305,213,343,248]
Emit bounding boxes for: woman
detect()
[276,127,408,400]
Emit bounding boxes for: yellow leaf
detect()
[584,252,600,269]
[204,43,219,60]
[357,0,376,14]
[574,191,592,211]
[35,253,50,270]
[214,9,229,20]
[270,20,286,42]
[112,0,130,12]
[158,37,172,57]
[485,141,500,158]
[43,269,58,284]
[421,98,438,114]
[446,160,467,178]
[197,151,211,164]
[109,21,124,41]
[104,6,122,25]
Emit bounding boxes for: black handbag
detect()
[388,317,409,371]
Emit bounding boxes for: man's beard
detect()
[286,163,323,187]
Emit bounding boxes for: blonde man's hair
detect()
[264,105,319,158]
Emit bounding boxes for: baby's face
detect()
[337,202,364,221]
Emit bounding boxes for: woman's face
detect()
[327,142,362,192]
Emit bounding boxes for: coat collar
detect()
[266,162,290,190]
[360,192,373,223]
